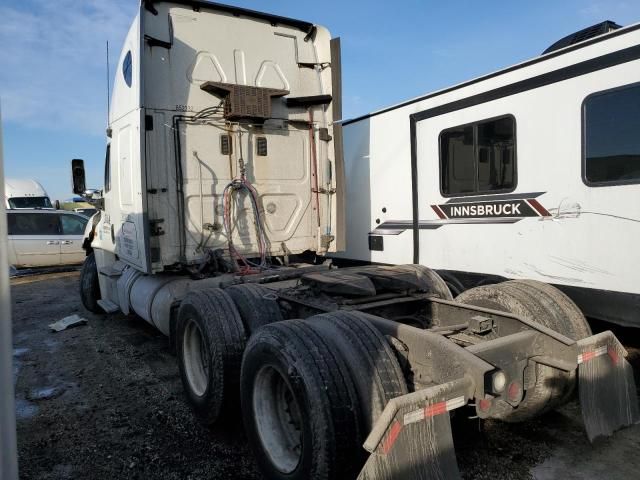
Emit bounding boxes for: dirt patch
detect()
[12,272,640,479]
[13,272,261,480]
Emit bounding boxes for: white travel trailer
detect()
[4,178,52,209]
[73,4,638,479]
[336,21,640,327]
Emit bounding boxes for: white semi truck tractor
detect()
[4,178,53,209]
[73,2,639,479]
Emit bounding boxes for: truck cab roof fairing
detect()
[109,14,141,126]
[142,0,314,33]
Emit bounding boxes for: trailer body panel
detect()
[335,23,640,325]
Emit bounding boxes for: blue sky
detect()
[1,0,640,201]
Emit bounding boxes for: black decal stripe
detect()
[410,44,640,263]
[372,229,405,236]
[421,218,523,226]
[445,191,545,204]
[342,24,640,126]
[377,221,413,229]
[441,199,538,218]
[375,217,523,235]
[412,45,640,123]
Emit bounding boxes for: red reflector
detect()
[608,347,620,365]
[479,399,492,412]
[508,382,522,402]
[382,421,403,455]
[424,401,448,418]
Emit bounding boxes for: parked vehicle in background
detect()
[7,210,88,268]
[57,199,98,217]
[74,208,97,218]
[4,178,53,209]
[57,193,102,216]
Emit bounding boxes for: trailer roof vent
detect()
[542,20,622,55]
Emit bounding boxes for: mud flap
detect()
[577,331,640,442]
[357,376,473,480]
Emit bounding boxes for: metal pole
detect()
[0,101,19,479]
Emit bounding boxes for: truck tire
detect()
[241,320,362,480]
[456,280,590,422]
[79,252,102,313]
[226,284,283,335]
[435,271,466,297]
[400,264,453,300]
[304,311,408,433]
[505,280,592,339]
[495,280,592,407]
[177,289,246,425]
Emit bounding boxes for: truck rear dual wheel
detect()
[431,270,465,298]
[456,279,591,421]
[226,283,283,335]
[241,313,407,480]
[79,252,102,313]
[400,264,454,300]
[305,311,408,433]
[176,289,246,425]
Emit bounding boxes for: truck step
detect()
[97,299,120,314]
[98,266,124,278]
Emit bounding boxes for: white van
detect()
[7,210,88,268]
[4,178,53,209]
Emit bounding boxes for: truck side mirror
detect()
[71,159,86,195]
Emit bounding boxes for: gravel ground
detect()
[11,271,640,479]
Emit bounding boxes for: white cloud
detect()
[0,0,137,136]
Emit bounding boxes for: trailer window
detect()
[584,84,640,185]
[440,116,516,196]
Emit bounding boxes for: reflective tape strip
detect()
[403,396,466,426]
[403,409,425,425]
[424,402,448,418]
[445,396,466,411]
[381,421,403,454]
[578,346,608,364]
[608,347,620,365]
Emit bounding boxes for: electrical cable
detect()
[221,128,271,275]
[171,103,224,259]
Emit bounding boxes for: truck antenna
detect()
[106,41,111,126]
